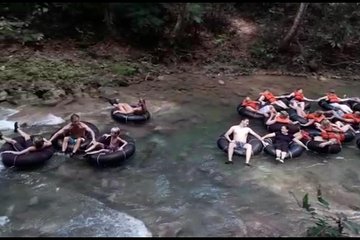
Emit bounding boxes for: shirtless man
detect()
[49,113,96,156]
[224,118,266,166]
[111,98,147,115]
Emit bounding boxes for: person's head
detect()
[280,125,289,134]
[314,111,323,117]
[110,127,120,137]
[321,119,331,128]
[296,88,303,93]
[354,111,360,117]
[263,89,270,93]
[240,118,249,127]
[329,89,336,94]
[32,135,45,149]
[70,113,80,126]
[245,96,251,101]
[279,111,289,118]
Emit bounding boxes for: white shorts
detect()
[258,105,271,114]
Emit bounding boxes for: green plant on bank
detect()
[0,58,100,82]
[111,63,138,76]
[292,187,360,237]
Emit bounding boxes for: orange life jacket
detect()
[275,116,291,124]
[242,99,259,110]
[321,126,345,143]
[327,93,340,103]
[294,90,304,101]
[261,92,276,103]
[342,114,360,123]
[306,113,325,123]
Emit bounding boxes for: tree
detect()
[279,3,309,51]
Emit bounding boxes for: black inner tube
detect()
[86,134,136,167]
[0,136,54,169]
[111,106,151,124]
[263,138,305,159]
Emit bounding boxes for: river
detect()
[0,75,360,237]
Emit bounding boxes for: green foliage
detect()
[0,17,44,44]
[297,187,360,237]
[111,63,138,76]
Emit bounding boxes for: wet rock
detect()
[218,80,225,85]
[157,75,165,81]
[29,196,39,206]
[0,90,8,102]
[158,221,183,237]
[98,86,119,98]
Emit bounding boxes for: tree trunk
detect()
[104,3,117,36]
[279,3,309,51]
[170,3,189,44]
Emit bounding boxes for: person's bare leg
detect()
[71,137,83,155]
[244,144,252,166]
[299,101,305,111]
[1,136,17,145]
[291,102,307,117]
[280,151,287,163]
[16,128,31,141]
[275,149,281,160]
[62,136,70,152]
[86,149,111,155]
[85,142,103,153]
[226,142,236,164]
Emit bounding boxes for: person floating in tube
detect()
[224,118,267,166]
[258,89,289,110]
[266,111,299,126]
[49,113,96,157]
[316,89,354,114]
[0,122,52,156]
[109,98,147,115]
[278,88,317,111]
[84,127,128,155]
[241,96,277,117]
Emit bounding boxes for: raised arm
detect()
[266,114,277,125]
[277,93,293,99]
[42,138,53,148]
[224,126,235,143]
[49,123,71,142]
[292,138,309,150]
[300,119,315,127]
[315,96,327,102]
[303,97,316,102]
[118,137,128,150]
[82,123,96,141]
[261,132,276,140]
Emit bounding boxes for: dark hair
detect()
[70,113,80,122]
[33,135,44,149]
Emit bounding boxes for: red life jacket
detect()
[261,92,276,103]
[321,126,345,143]
[306,113,325,123]
[327,93,340,103]
[343,114,360,123]
[275,116,290,124]
[242,99,259,110]
[294,90,304,101]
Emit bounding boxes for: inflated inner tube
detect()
[347,100,360,111]
[50,121,100,153]
[111,106,150,124]
[236,104,264,119]
[263,138,305,159]
[303,129,354,143]
[301,139,341,154]
[267,122,301,134]
[86,134,136,167]
[318,99,351,111]
[217,133,263,157]
[0,136,54,169]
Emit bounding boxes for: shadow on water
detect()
[0,99,360,236]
